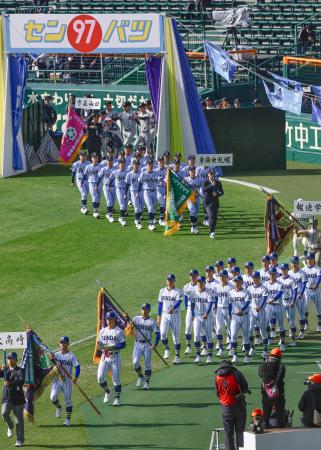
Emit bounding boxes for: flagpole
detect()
[96,280,170,369]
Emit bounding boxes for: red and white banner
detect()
[59,108,87,163]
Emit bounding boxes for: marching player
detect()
[130,303,160,390]
[125,159,144,229]
[181,154,196,177]
[280,263,298,346]
[135,103,151,150]
[214,260,225,282]
[260,256,270,284]
[291,199,309,257]
[82,153,102,218]
[248,272,268,359]
[109,159,128,226]
[289,255,307,338]
[205,265,218,347]
[183,269,199,355]
[227,258,237,279]
[157,273,182,364]
[70,151,90,214]
[215,269,233,357]
[243,262,254,288]
[98,156,116,222]
[191,276,215,364]
[269,252,281,275]
[298,218,321,266]
[117,101,136,146]
[264,268,285,349]
[185,166,202,234]
[301,253,321,332]
[229,275,251,364]
[155,156,167,226]
[138,159,158,231]
[50,336,80,426]
[97,311,126,406]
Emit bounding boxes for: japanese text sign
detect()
[75,97,101,110]
[5,14,164,54]
[293,201,321,217]
[0,332,27,350]
[195,154,233,167]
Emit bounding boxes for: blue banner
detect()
[10,55,27,170]
[270,72,303,92]
[311,101,321,126]
[204,41,238,84]
[311,85,321,99]
[263,81,303,115]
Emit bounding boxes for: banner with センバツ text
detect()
[5,14,163,54]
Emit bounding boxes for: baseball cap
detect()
[60,336,70,344]
[7,352,18,360]
[188,154,196,160]
[268,267,277,274]
[233,275,243,282]
[139,103,146,108]
[157,156,164,162]
[269,252,278,259]
[197,276,206,283]
[215,260,224,267]
[261,255,270,262]
[245,261,254,268]
[219,269,228,277]
[141,303,151,310]
[106,156,113,161]
[251,408,263,417]
[118,159,126,164]
[91,153,98,158]
[227,257,236,264]
[105,311,116,319]
[189,269,199,276]
[146,159,153,165]
[308,373,321,384]
[123,101,131,107]
[79,151,87,156]
[291,256,299,263]
[167,273,176,281]
[270,348,282,358]
[252,271,261,278]
[133,159,140,165]
[205,265,214,272]
[163,151,170,157]
[175,152,181,158]
[232,266,240,273]
[173,159,180,165]
[306,252,315,260]
[280,263,289,270]
[188,166,196,171]
[208,168,215,174]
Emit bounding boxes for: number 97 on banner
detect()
[67,14,102,53]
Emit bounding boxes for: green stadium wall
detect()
[286,112,321,165]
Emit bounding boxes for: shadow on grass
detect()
[39,422,198,429]
[27,446,196,449]
[122,402,214,408]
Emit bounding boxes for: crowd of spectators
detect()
[202,96,262,110]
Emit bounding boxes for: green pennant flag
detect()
[164,168,196,236]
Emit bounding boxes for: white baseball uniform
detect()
[247,283,268,340]
[289,269,307,324]
[132,316,159,375]
[183,281,197,341]
[71,160,90,203]
[50,350,79,408]
[301,265,321,317]
[264,280,284,332]
[229,288,251,351]
[97,326,125,389]
[215,282,233,341]
[280,276,298,330]
[158,287,182,347]
[191,288,214,348]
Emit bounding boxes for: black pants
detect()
[262,393,285,428]
[221,403,247,450]
[205,203,219,233]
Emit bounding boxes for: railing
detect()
[293,11,321,55]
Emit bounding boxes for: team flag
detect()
[164,168,196,236]
[264,195,294,254]
[22,330,58,422]
[93,288,133,364]
[263,81,303,115]
[204,41,238,83]
[59,108,87,164]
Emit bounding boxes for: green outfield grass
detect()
[0,163,320,450]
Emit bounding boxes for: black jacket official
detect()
[0,366,25,405]
[298,383,321,427]
[203,179,224,206]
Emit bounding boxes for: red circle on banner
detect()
[67,15,102,53]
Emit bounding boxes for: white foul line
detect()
[222,177,279,194]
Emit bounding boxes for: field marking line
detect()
[222,177,279,194]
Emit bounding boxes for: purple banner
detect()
[145,56,162,123]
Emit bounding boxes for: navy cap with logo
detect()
[105,311,116,320]
[141,303,151,310]
[189,269,199,276]
[205,265,214,272]
[163,151,170,157]
[219,269,228,277]
[188,154,196,160]
[252,271,261,278]
[208,167,215,174]
[227,257,236,264]
[245,261,254,268]
[261,255,270,262]
[280,263,289,270]
[79,151,87,156]
[60,336,70,344]
[167,273,176,281]
[7,352,18,360]
[232,266,240,273]
[233,275,243,282]
[306,252,315,260]
[215,260,224,267]
[146,159,154,165]
[269,252,278,259]
[268,267,277,274]
[158,156,164,162]
[106,156,113,161]
[291,256,300,263]
[197,275,206,283]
